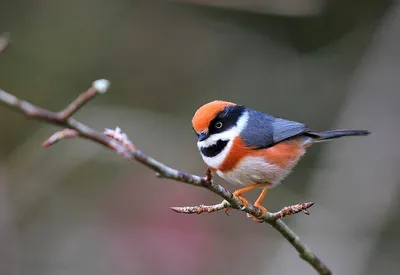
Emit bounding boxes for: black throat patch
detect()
[200,140,229,157]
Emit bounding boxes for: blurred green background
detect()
[0,0,399,274]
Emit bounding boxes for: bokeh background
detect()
[0,0,399,274]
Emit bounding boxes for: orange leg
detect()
[247,187,268,222]
[225,183,265,215]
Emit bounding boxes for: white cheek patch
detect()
[197,127,238,149]
[200,140,233,169]
[197,128,237,169]
[196,111,249,149]
[196,111,250,169]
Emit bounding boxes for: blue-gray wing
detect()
[241,109,310,149]
[272,118,310,143]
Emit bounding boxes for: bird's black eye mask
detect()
[208,105,245,135]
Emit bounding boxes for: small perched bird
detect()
[192,100,370,221]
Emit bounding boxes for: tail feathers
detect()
[310,129,370,142]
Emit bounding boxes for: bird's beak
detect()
[198,132,209,142]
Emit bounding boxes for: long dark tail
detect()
[310,129,370,142]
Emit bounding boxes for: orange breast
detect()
[218,136,305,172]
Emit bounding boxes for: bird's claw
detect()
[247,204,267,223]
[225,195,249,216]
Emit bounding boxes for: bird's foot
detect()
[247,203,267,223]
[224,193,249,216]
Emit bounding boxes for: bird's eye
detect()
[215,121,223,129]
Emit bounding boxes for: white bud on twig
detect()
[92,79,110,94]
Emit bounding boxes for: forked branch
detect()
[0,35,331,275]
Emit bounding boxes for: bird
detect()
[191,100,370,222]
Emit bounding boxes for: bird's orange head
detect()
[192,100,236,135]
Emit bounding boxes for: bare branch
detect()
[171,201,229,214]
[43,129,80,147]
[58,87,98,120]
[0,35,331,275]
[104,127,135,150]
[57,79,111,120]
[171,200,314,218]
[270,202,314,219]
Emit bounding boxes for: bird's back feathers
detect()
[241,109,310,149]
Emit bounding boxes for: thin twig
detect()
[42,129,80,147]
[0,34,331,275]
[104,127,135,150]
[171,201,229,214]
[58,87,98,120]
[171,200,314,218]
